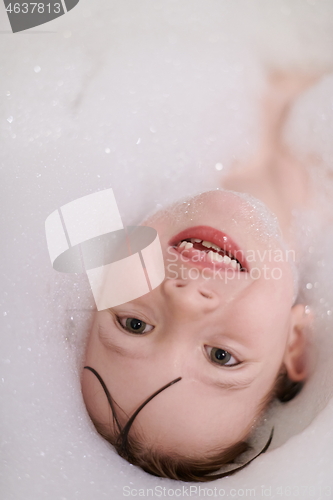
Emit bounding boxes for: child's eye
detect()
[205,346,239,366]
[118,317,154,335]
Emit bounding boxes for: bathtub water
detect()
[2,1,333,498]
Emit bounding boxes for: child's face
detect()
[82,190,308,457]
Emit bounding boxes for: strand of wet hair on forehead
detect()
[117,377,182,457]
[84,366,182,455]
[83,366,274,480]
[84,366,123,434]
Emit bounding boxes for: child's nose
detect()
[161,278,220,317]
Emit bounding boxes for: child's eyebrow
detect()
[198,369,257,391]
[98,323,148,358]
[209,377,254,390]
[106,341,147,359]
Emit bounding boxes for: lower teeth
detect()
[178,240,242,270]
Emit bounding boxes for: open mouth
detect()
[169,225,248,272]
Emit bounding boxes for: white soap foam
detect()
[2,1,333,498]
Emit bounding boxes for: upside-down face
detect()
[82,190,309,458]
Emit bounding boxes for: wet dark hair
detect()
[83,366,280,482]
[274,368,304,403]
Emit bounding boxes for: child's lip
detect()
[168,225,249,272]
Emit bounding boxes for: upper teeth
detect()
[178,238,242,270]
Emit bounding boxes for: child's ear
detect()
[283,304,313,382]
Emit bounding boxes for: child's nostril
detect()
[172,279,187,288]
